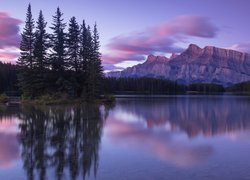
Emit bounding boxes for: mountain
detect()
[107,44,250,86]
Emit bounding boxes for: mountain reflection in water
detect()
[111,96,250,137]
[105,96,250,167]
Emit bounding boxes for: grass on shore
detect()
[0,94,9,104]
[21,94,116,105]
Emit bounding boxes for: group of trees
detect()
[0,62,18,94]
[227,81,250,92]
[102,77,226,94]
[18,4,103,99]
[187,83,225,93]
[102,77,187,94]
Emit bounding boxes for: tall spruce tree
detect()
[50,7,66,71]
[34,10,49,70]
[79,20,88,72]
[92,23,103,78]
[18,4,37,98]
[86,25,94,62]
[87,23,103,98]
[67,17,80,72]
[93,23,101,62]
[81,25,95,98]
[18,3,35,69]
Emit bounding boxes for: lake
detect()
[0,95,250,180]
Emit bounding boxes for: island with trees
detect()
[15,4,103,104]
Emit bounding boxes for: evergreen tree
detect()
[32,11,50,96]
[87,24,103,98]
[79,20,88,72]
[67,17,80,72]
[34,10,49,70]
[17,4,37,98]
[92,23,103,79]
[86,25,94,62]
[93,23,101,62]
[18,3,35,69]
[50,7,66,71]
[81,25,94,98]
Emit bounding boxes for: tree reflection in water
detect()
[18,104,106,180]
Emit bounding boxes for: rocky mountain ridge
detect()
[107,44,250,86]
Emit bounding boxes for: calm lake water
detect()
[1,96,250,180]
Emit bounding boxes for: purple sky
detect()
[1,0,250,70]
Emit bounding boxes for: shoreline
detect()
[1,92,250,105]
[1,95,115,106]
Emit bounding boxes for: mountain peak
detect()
[146,54,157,62]
[188,43,201,50]
[170,53,178,59]
[184,44,203,56]
[145,54,169,63]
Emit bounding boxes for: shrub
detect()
[0,94,9,103]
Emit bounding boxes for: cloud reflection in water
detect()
[0,118,19,169]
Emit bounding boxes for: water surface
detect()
[0,96,250,180]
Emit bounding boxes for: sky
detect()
[0,0,250,71]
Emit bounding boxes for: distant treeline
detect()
[102,77,186,94]
[16,4,102,100]
[0,62,18,94]
[227,81,250,92]
[102,77,250,94]
[102,77,226,94]
[1,67,250,95]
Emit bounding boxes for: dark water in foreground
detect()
[0,96,250,180]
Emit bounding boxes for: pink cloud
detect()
[0,50,19,63]
[102,53,145,65]
[228,43,250,53]
[154,16,218,38]
[0,12,22,62]
[0,12,22,48]
[102,15,218,65]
